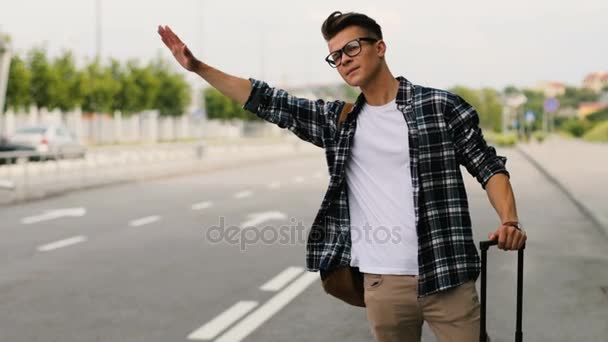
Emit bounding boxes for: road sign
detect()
[525,111,536,123]
[544,98,560,113]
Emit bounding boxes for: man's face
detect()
[326,26,384,87]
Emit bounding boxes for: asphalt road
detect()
[0,148,607,342]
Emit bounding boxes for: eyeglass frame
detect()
[325,37,379,68]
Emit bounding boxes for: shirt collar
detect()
[349,76,414,121]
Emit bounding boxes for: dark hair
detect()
[321,11,383,41]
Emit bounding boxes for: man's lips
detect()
[346,67,359,76]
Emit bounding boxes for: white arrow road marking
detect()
[268,181,281,189]
[293,176,304,184]
[234,190,253,199]
[313,171,324,179]
[37,235,87,252]
[240,211,287,228]
[215,272,319,342]
[192,201,213,210]
[260,266,305,292]
[187,301,258,341]
[21,208,86,225]
[129,216,160,227]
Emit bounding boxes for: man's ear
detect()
[376,40,387,58]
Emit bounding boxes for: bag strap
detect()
[337,102,354,131]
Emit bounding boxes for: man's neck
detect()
[359,67,400,106]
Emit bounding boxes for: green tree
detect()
[49,50,83,112]
[5,55,32,112]
[150,58,191,116]
[28,47,58,110]
[450,86,505,132]
[503,85,520,96]
[480,88,503,133]
[557,86,599,109]
[204,87,256,121]
[132,62,161,112]
[80,59,121,113]
[450,86,483,113]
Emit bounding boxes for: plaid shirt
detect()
[243,76,509,297]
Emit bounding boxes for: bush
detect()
[586,107,608,123]
[560,118,593,137]
[532,131,548,142]
[486,132,518,147]
[583,121,608,142]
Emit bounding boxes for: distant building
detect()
[579,102,608,118]
[583,71,608,93]
[534,81,566,98]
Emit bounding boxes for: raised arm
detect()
[157,25,342,148]
[157,25,251,105]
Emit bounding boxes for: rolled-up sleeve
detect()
[243,78,338,148]
[446,94,510,189]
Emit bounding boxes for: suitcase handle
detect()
[479,239,525,342]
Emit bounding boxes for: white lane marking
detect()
[187,301,258,341]
[293,176,304,184]
[240,211,287,228]
[37,235,87,252]
[215,272,319,342]
[0,179,15,190]
[192,201,213,210]
[260,266,305,292]
[234,190,253,199]
[129,215,160,227]
[268,181,281,189]
[21,207,86,225]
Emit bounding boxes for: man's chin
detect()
[344,75,362,88]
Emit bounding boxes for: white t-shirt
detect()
[346,99,419,275]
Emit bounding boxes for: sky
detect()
[1,0,607,93]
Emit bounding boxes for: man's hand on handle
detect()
[488,224,526,251]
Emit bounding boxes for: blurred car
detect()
[0,135,35,164]
[8,124,87,159]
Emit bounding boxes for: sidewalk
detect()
[517,135,608,235]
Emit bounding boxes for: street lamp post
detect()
[95,0,102,60]
[0,35,12,136]
[504,93,527,137]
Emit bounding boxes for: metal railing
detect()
[0,138,310,205]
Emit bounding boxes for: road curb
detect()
[516,145,608,237]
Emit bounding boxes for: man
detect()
[158,10,526,342]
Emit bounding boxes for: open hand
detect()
[157,25,201,72]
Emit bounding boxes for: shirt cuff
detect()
[243,78,266,114]
[479,155,510,189]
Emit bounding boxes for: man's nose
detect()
[340,54,354,69]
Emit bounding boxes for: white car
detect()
[9,124,86,159]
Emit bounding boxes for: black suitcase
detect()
[479,240,525,342]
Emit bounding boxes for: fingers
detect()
[516,230,527,249]
[506,228,526,250]
[166,26,183,46]
[497,227,508,250]
[157,25,181,47]
[158,25,172,48]
[492,226,527,251]
[505,227,515,250]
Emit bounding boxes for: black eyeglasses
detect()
[325,37,378,68]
